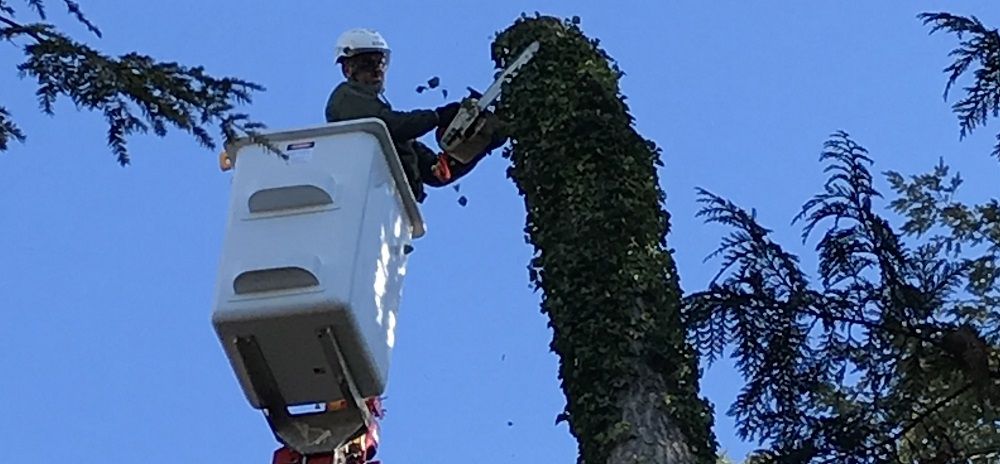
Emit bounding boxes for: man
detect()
[324,28,505,203]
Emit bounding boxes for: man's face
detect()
[345,52,389,90]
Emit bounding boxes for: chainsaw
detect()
[435,41,540,164]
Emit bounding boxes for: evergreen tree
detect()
[686,131,998,463]
[685,12,1000,463]
[920,12,1000,160]
[0,0,269,164]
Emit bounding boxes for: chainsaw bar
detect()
[437,41,540,160]
[477,40,540,110]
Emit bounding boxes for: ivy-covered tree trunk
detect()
[492,16,717,464]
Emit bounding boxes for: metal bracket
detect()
[234,327,373,456]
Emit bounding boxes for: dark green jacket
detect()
[325,81,467,203]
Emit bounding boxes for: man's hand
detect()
[219,150,233,171]
[434,102,461,128]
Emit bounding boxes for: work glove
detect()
[431,153,453,183]
[434,102,461,128]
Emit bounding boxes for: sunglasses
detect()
[350,53,389,72]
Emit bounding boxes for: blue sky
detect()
[2,2,999,462]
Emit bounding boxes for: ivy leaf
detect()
[457,195,468,207]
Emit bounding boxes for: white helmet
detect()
[334,28,390,63]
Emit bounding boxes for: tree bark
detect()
[608,373,699,464]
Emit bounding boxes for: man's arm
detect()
[326,84,439,142]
